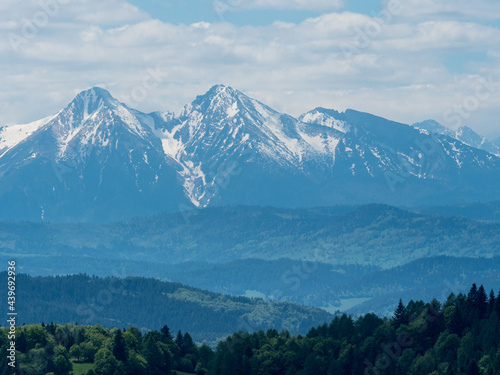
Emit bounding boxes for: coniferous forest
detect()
[2,284,500,375]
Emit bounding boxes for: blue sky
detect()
[1,0,500,138]
[126,0,381,26]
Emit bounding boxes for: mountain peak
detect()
[201,84,241,101]
[77,86,112,97]
[184,84,251,118]
[457,125,480,138]
[74,87,114,103]
[412,120,499,155]
[208,83,227,91]
[65,87,122,123]
[412,119,451,135]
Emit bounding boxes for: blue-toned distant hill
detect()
[1,205,499,269]
[413,200,500,221]
[0,272,332,343]
[0,86,499,222]
[1,204,498,318]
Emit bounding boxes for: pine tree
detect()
[46,322,56,335]
[393,299,407,327]
[143,335,164,372]
[113,329,127,362]
[467,284,479,322]
[183,332,195,355]
[477,285,488,320]
[466,360,480,375]
[489,289,496,315]
[176,330,185,356]
[468,284,478,304]
[160,325,172,342]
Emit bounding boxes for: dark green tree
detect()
[94,348,119,375]
[176,330,185,356]
[393,299,407,327]
[488,289,496,314]
[125,351,147,375]
[466,360,481,375]
[477,285,488,320]
[143,335,164,372]
[17,330,27,353]
[53,354,72,375]
[76,329,86,345]
[160,325,172,342]
[113,329,127,362]
[69,344,83,362]
[183,332,195,355]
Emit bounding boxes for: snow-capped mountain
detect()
[0,87,187,221]
[0,85,499,222]
[151,85,343,207]
[412,120,500,156]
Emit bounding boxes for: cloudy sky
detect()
[1,0,500,138]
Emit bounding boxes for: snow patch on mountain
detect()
[299,131,340,162]
[227,102,239,118]
[0,114,57,157]
[157,126,184,159]
[299,109,351,133]
[179,161,206,207]
[114,105,147,138]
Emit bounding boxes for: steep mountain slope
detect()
[1,86,499,221]
[0,88,187,222]
[152,85,343,208]
[150,86,500,210]
[298,108,500,205]
[0,114,57,157]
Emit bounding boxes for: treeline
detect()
[2,284,500,374]
[0,321,211,375]
[210,284,500,375]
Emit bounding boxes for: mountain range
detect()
[412,119,500,155]
[1,85,499,222]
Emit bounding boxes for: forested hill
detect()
[2,204,500,271]
[0,273,332,343]
[2,284,499,375]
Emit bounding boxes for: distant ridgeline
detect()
[1,284,499,375]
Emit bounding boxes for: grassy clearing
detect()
[71,361,94,375]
